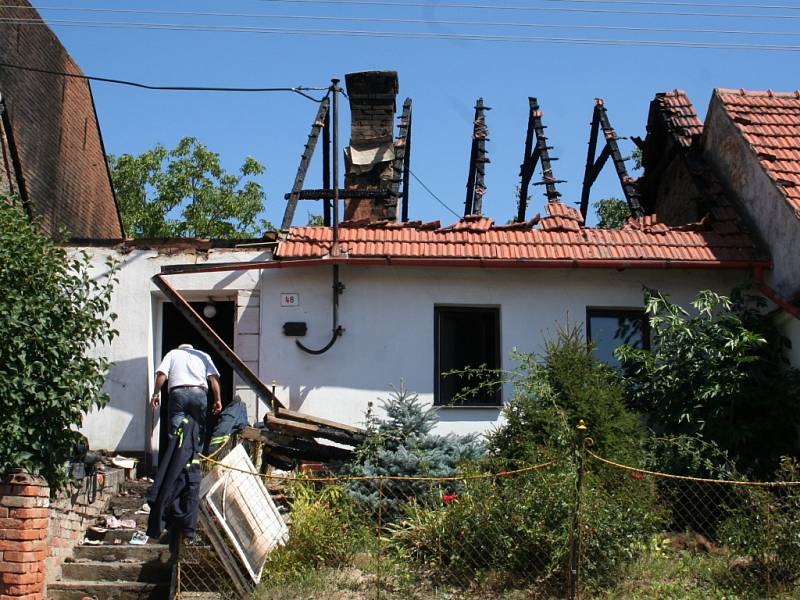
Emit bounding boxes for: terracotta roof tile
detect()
[653,90,704,147]
[716,88,800,220]
[278,206,767,265]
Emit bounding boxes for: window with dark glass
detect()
[586,308,650,366]
[434,307,501,406]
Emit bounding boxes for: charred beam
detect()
[464,98,491,216]
[579,105,601,219]
[283,189,392,201]
[595,100,644,217]
[280,97,330,231]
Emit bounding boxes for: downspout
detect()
[753,266,800,320]
[297,78,345,355]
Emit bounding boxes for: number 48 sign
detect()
[280,293,299,307]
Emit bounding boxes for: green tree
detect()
[593,197,631,229]
[0,198,117,489]
[108,137,272,238]
[617,289,800,478]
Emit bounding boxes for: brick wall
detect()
[46,468,125,583]
[0,1,123,239]
[0,471,49,600]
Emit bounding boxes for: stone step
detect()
[110,495,149,511]
[86,526,142,544]
[48,580,169,600]
[62,559,171,583]
[122,479,153,495]
[73,543,171,563]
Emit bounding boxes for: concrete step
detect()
[73,543,171,563]
[86,526,141,544]
[122,479,153,495]
[61,560,171,583]
[48,580,169,600]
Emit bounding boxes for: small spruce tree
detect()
[347,384,484,518]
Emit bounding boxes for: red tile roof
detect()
[277,202,766,266]
[653,90,704,148]
[716,89,800,216]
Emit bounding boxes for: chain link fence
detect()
[173,432,800,600]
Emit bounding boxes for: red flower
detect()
[628,472,645,480]
[442,494,457,504]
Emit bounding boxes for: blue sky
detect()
[27,0,800,229]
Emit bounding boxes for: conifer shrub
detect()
[345,384,484,520]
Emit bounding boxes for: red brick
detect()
[0,519,24,529]
[0,485,12,495]
[3,550,46,562]
[9,509,47,520]
[11,486,48,498]
[0,561,33,574]
[0,594,44,600]
[0,529,46,541]
[0,540,46,552]
[0,571,43,584]
[0,508,7,518]
[1,583,43,595]
[0,497,36,509]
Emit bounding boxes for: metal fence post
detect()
[568,419,588,600]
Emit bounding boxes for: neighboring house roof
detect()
[715,89,800,216]
[277,202,767,267]
[0,1,123,239]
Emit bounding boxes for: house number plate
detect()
[281,293,299,307]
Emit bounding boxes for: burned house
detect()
[56,71,797,462]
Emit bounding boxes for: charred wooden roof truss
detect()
[464,98,491,216]
[517,97,565,222]
[580,99,644,220]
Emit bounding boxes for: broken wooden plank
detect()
[265,415,363,447]
[274,407,365,437]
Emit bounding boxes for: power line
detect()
[2,6,798,37]
[246,0,800,20]
[0,60,329,99]
[4,18,800,51]
[541,0,800,9]
[409,170,463,220]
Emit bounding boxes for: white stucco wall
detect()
[258,265,750,437]
[76,244,786,455]
[74,245,269,455]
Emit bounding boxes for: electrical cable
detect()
[4,18,800,51]
[409,170,462,220]
[541,0,800,9]
[246,0,800,20]
[2,5,798,37]
[0,60,329,100]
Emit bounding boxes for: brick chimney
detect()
[343,71,399,222]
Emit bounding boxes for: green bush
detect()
[260,481,370,583]
[0,199,117,489]
[386,326,662,591]
[617,289,800,478]
[486,324,645,467]
[717,458,800,590]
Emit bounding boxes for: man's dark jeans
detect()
[168,386,208,447]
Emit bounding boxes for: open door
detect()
[159,300,235,459]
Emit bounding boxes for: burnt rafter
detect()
[280,97,331,231]
[390,98,413,222]
[464,98,491,216]
[580,99,644,219]
[517,97,565,222]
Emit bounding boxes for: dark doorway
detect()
[159,300,235,458]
